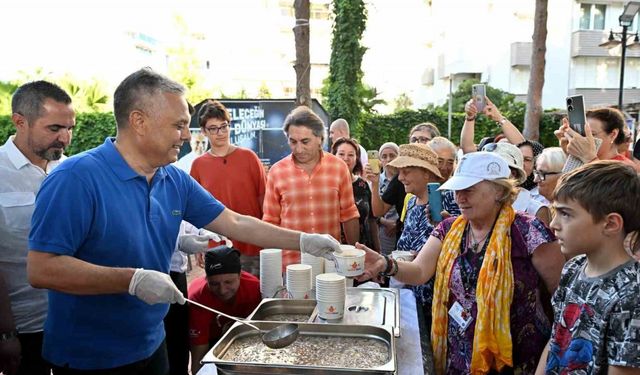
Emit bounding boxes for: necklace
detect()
[467,224,490,253]
[209,145,234,158]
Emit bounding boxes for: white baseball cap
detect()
[439,151,511,191]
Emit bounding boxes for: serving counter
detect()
[196,288,431,375]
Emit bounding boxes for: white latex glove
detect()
[128,269,185,305]
[299,233,341,260]
[197,229,233,248]
[178,232,216,254]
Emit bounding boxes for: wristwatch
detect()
[498,117,508,125]
[0,329,18,342]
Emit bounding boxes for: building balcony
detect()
[510,42,532,67]
[568,87,640,108]
[571,30,640,58]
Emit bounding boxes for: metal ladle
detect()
[186,298,299,349]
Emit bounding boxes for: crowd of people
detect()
[0,68,639,375]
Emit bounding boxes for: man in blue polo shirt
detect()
[27,68,340,375]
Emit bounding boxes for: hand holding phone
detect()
[472,84,486,113]
[367,150,380,174]
[566,95,586,136]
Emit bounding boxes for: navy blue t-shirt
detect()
[29,138,225,369]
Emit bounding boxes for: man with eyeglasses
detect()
[190,100,267,277]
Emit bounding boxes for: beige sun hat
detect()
[387,143,443,179]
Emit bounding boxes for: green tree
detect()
[323,0,367,127]
[0,81,19,115]
[258,82,273,99]
[167,15,213,104]
[393,93,413,112]
[438,78,521,114]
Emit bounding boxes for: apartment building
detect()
[419,0,640,110]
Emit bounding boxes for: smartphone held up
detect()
[566,95,586,136]
[472,84,486,113]
[367,150,380,174]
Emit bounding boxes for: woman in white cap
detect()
[358,151,564,375]
[481,142,552,226]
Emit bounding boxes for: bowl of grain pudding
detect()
[333,245,366,277]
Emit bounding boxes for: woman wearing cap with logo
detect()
[358,151,564,375]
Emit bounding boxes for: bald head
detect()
[329,118,350,144]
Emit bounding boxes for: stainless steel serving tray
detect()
[311,287,401,337]
[246,298,317,322]
[202,321,396,374]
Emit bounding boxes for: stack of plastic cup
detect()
[301,253,324,287]
[286,264,313,299]
[260,249,283,299]
[315,273,346,320]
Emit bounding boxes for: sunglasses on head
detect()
[482,142,498,152]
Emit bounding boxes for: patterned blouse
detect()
[396,195,436,322]
[431,213,556,374]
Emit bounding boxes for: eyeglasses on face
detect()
[409,136,431,144]
[204,123,230,134]
[533,169,560,181]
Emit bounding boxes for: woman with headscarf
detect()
[359,151,564,374]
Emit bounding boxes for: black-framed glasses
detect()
[410,136,431,144]
[533,169,560,181]
[481,142,498,152]
[204,123,230,135]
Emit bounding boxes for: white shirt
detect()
[0,136,65,332]
[513,188,546,217]
[359,144,368,168]
[170,221,199,273]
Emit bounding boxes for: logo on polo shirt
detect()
[171,210,181,216]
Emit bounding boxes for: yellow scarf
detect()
[431,205,516,374]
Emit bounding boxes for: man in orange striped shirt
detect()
[263,107,360,266]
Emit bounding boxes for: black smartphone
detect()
[566,95,586,136]
[472,84,486,112]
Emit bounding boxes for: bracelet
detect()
[380,255,393,275]
[388,257,399,277]
[379,256,399,277]
[498,117,508,125]
[0,330,18,342]
[465,116,476,122]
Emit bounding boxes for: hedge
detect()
[354,107,562,151]
[0,112,116,156]
[0,109,562,156]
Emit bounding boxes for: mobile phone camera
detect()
[567,105,574,112]
[566,98,573,106]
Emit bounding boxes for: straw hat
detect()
[387,143,443,179]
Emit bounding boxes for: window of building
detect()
[579,3,607,30]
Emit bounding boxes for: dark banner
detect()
[182,99,329,166]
